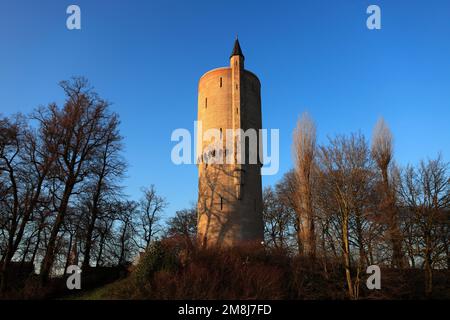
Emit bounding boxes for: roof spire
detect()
[230,38,244,60]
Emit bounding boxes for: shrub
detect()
[133,241,179,288]
[72,240,450,300]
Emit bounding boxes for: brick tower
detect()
[196,39,264,247]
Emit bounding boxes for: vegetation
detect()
[75,241,449,300]
[0,80,448,300]
[0,78,168,293]
[264,114,449,299]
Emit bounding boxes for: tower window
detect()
[219,128,222,139]
[205,97,208,109]
[220,77,222,87]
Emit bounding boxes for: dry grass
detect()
[2,239,449,300]
[74,240,450,300]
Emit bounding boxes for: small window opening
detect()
[205,97,207,109]
[220,77,222,87]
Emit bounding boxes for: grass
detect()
[71,278,131,300]
[70,240,450,300]
[5,239,450,300]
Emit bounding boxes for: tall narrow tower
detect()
[197,39,264,247]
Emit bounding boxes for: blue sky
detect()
[1,0,449,218]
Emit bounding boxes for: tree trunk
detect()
[341,210,354,299]
[40,181,74,284]
[82,213,97,270]
[382,169,404,268]
[96,232,106,267]
[424,232,433,297]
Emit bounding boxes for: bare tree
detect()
[62,208,82,273]
[81,113,125,270]
[94,209,116,267]
[371,118,404,268]
[399,155,449,296]
[166,207,197,249]
[115,200,139,266]
[138,185,167,250]
[262,186,295,250]
[39,77,120,283]
[0,116,23,290]
[316,133,375,299]
[275,171,302,252]
[0,79,170,292]
[0,114,57,290]
[293,113,316,257]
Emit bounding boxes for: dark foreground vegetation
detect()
[1,240,449,300]
[79,241,449,300]
[1,78,449,299]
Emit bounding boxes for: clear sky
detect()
[1,0,449,218]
